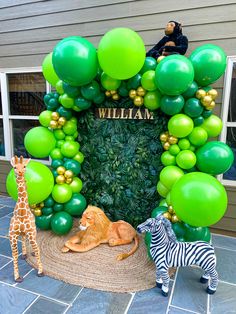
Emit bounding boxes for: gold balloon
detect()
[206,101,215,110]
[196,89,206,99]
[64,170,73,178]
[163,212,172,220]
[57,166,66,175]
[157,56,165,63]
[160,133,168,142]
[51,112,60,121]
[168,205,174,214]
[207,89,218,100]
[129,89,137,99]
[163,142,170,150]
[39,202,44,208]
[110,90,117,95]
[133,96,143,107]
[49,120,58,129]
[137,86,146,96]
[105,90,111,97]
[66,178,73,184]
[201,95,213,107]
[168,136,178,144]
[58,117,66,126]
[112,94,120,101]
[171,214,179,223]
[30,204,37,209]
[56,175,66,184]
[34,208,42,217]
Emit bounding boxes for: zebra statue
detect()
[137,214,218,297]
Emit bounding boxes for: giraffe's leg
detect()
[156,268,163,288]
[160,269,170,297]
[21,234,27,260]
[28,232,44,276]
[9,234,23,283]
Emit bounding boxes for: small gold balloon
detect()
[51,112,60,121]
[64,170,73,178]
[196,89,206,99]
[168,205,174,214]
[58,117,67,126]
[105,90,111,97]
[34,208,42,217]
[133,96,143,107]
[206,101,215,110]
[112,94,120,101]
[163,142,170,150]
[171,214,179,223]
[30,204,37,209]
[157,56,165,63]
[160,133,168,142]
[110,90,117,95]
[49,120,58,129]
[56,174,66,184]
[57,166,66,175]
[39,202,44,208]
[129,89,137,99]
[163,212,172,220]
[207,89,218,100]
[137,86,146,96]
[66,178,73,184]
[201,95,213,107]
[168,136,178,144]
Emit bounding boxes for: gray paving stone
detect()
[25,296,68,314]
[0,197,16,207]
[171,267,208,314]
[215,247,236,284]
[0,206,13,218]
[210,281,236,314]
[212,234,236,251]
[0,236,22,257]
[67,288,132,314]
[168,306,200,313]
[0,216,11,236]
[0,258,32,284]
[0,255,11,269]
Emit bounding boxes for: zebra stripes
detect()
[137,214,218,296]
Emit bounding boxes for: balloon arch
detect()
[6,28,233,242]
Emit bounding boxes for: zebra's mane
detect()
[160,216,177,242]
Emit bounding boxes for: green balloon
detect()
[52,184,72,203]
[168,114,194,138]
[39,110,52,127]
[52,36,98,86]
[61,141,79,158]
[189,44,226,86]
[51,211,73,235]
[93,93,105,105]
[202,110,212,119]
[62,121,77,135]
[55,80,64,95]
[64,193,87,216]
[178,139,190,150]
[70,177,83,193]
[24,126,56,158]
[201,115,223,138]
[141,70,157,91]
[127,74,142,89]
[6,161,54,205]
[156,180,169,198]
[176,150,196,170]
[42,207,53,216]
[44,196,55,207]
[57,106,72,119]
[62,82,80,98]
[193,116,204,126]
[144,90,161,110]
[81,80,100,100]
[169,144,180,156]
[182,81,198,99]
[159,199,168,207]
[101,72,121,90]
[64,159,81,175]
[196,141,234,175]
[140,57,157,74]
[118,82,129,97]
[184,224,211,242]
[56,140,65,148]
[59,94,75,109]
[183,98,203,118]
[160,95,185,116]
[53,203,64,212]
[144,232,153,260]
[172,222,186,238]
[35,214,53,230]
[171,172,228,227]
[50,148,63,160]
[155,55,194,96]
[188,127,208,146]
[42,53,60,87]
[74,97,92,111]
[159,165,184,190]
[98,28,146,80]
[151,206,167,218]
[161,151,176,166]
[53,129,66,140]
[73,152,84,164]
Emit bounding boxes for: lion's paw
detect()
[61,246,70,253]
[109,239,117,246]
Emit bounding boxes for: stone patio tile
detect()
[210,281,236,313]
[0,197,16,207]
[0,236,22,257]
[0,258,32,284]
[215,247,236,284]
[0,254,11,269]
[25,296,68,314]
[0,206,13,218]
[0,216,11,236]
[212,234,236,251]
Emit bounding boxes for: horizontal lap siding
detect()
[0,0,235,232]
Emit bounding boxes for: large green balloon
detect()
[6,161,54,205]
[155,55,194,95]
[24,126,56,158]
[52,36,98,86]
[52,184,72,203]
[141,70,157,91]
[184,224,211,242]
[51,211,73,235]
[171,172,228,227]
[159,165,184,190]
[101,72,121,90]
[183,98,203,118]
[160,95,185,116]
[143,90,161,110]
[168,114,194,138]
[42,53,60,87]
[196,141,234,175]
[176,150,196,170]
[35,214,53,230]
[201,115,223,138]
[189,44,226,86]
[97,28,146,80]
[64,193,87,216]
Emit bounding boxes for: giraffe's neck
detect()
[14,174,31,217]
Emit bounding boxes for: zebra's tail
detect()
[116,235,139,261]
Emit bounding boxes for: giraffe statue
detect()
[9,155,44,282]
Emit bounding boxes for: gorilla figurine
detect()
[146,21,188,59]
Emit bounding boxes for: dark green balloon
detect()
[183,98,203,118]
[64,159,81,175]
[81,81,100,100]
[177,237,186,242]
[184,223,211,242]
[74,97,92,110]
[127,73,142,89]
[35,214,53,230]
[44,196,55,207]
[140,57,157,74]
[182,81,198,99]
[51,211,73,235]
[42,207,53,216]
[53,203,64,212]
[193,116,204,126]
[202,110,212,119]
[93,93,105,104]
[118,82,129,97]
[151,206,168,218]
[48,98,59,110]
[44,93,53,105]
[144,232,153,260]
[51,159,64,169]
[57,106,72,119]
[62,82,80,98]
[172,222,186,238]
[160,95,185,116]
[64,193,87,216]
[52,169,58,178]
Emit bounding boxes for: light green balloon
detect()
[52,184,72,203]
[161,151,176,166]
[176,150,196,170]
[160,165,184,190]
[168,114,194,138]
[188,127,208,146]
[156,181,169,198]
[39,110,52,127]
[69,177,83,194]
[201,115,223,138]
[42,52,60,87]
[141,70,157,91]
[101,72,121,90]
[144,90,161,110]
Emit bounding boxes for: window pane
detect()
[0,79,2,115]
[12,119,48,160]
[9,73,45,116]
[0,119,4,156]
[223,127,236,180]
[227,63,236,122]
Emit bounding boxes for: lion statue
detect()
[61,205,139,260]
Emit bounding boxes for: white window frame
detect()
[219,56,236,187]
[0,67,51,165]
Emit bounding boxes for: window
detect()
[0,80,5,156]
[219,56,236,186]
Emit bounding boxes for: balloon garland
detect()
[6,28,233,240]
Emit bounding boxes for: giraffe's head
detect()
[10,155,31,177]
